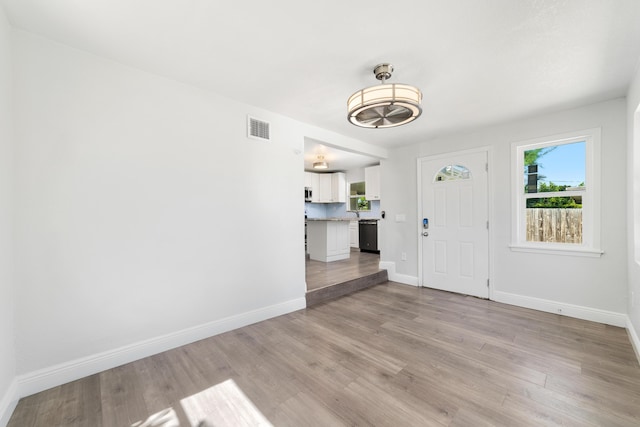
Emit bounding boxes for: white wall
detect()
[627,63,640,353]
[5,17,636,421]
[0,5,17,426]
[10,29,378,391]
[382,99,628,321]
[12,27,305,373]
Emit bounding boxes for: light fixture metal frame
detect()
[347,63,423,129]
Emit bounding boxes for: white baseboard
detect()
[626,316,640,365]
[0,379,18,427]
[379,261,419,287]
[16,297,306,399]
[492,290,626,327]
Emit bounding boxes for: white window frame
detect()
[510,128,603,257]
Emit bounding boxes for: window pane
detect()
[350,181,365,196]
[349,182,370,211]
[524,141,585,194]
[435,164,470,182]
[526,195,581,208]
[349,196,370,211]
[526,202,583,244]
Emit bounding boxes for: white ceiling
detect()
[304,139,379,173]
[4,1,640,162]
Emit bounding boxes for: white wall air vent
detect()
[247,116,271,141]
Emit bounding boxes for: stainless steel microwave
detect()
[304,187,312,202]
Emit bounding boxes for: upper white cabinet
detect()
[318,173,333,202]
[331,172,346,203]
[307,172,346,203]
[304,172,314,189]
[305,172,320,202]
[365,165,381,201]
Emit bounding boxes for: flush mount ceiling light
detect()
[313,155,328,169]
[347,63,422,128]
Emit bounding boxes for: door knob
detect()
[422,231,429,237]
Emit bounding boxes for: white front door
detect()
[419,150,489,298]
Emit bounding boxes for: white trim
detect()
[627,316,640,365]
[321,253,350,263]
[416,146,493,162]
[15,297,306,399]
[487,147,495,301]
[508,245,603,257]
[379,261,418,286]
[493,290,626,327]
[0,379,18,427]
[416,157,424,286]
[416,146,492,289]
[511,128,602,253]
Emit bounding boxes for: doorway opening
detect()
[303,140,386,304]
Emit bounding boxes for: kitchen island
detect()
[306,218,351,262]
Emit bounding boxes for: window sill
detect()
[509,244,603,258]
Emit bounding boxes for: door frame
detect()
[416,146,494,298]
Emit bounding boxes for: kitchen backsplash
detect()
[305,201,380,219]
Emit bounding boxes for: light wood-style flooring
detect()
[8,282,640,426]
[305,249,381,291]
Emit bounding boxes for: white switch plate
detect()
[401,252,407,261]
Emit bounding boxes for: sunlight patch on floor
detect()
[131,408,179,427]
[180,379,272,427]
[130,379,271,427]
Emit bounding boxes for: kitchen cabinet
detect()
[304,172,314,189]
[365,165,381,201]
[305,172,320,202]
[331,173,346,203]
[318,174,332,202]
[309,172,346,203]
[307,220,350,262]
[349,220,359,248]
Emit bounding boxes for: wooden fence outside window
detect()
[526,208,582,244]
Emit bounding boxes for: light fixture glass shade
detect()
[313,161,328,169]
[347,83,422,128]
[313,156,328,169]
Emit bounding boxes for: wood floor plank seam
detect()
[8,282,640,426]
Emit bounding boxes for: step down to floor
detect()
[305,269,388,307]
